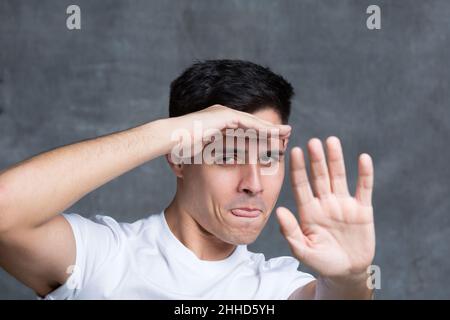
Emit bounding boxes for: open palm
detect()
[276,137,375,279]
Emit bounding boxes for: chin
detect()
[226,231,261,245]
[236,238,257,245]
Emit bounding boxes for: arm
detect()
[0,118,174,297]
[0,105,290,297]
[0,119,173,234]
[289,275,374,300]
[279,136,376,300]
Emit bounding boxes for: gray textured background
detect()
[0,0,449,299]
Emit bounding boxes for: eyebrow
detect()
[222,148,285,156]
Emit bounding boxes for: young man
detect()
[0,60,375,299]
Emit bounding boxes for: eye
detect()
[259,152,280,165]
[216,151,239,165]
[222,154,236,164]
[219,150,248,165]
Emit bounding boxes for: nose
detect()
[237,164,264,195]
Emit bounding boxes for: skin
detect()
[165,109,286,261]
[0,105,290,297]
[166,108,376,299]
[0,104,375,299]
[280,139,375,299]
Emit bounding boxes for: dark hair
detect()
[169,60,293,124]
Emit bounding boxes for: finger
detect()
[325,136,350,197]
[276,207,310,261]
[282,137,289,150]
[278,124,292,137]
[290,147,314,206]
[235,113,292,137]
[355,153,374,206]
[245,112,292,136]
[307,138,331,197]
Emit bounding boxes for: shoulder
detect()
[246,250,303,272]
[61,211,162,243]
[244,250,316,299]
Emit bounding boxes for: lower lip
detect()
[230,209,261,218]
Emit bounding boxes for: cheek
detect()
[262,164,285,199]
[192,167,240,204]
[204,169,239,197]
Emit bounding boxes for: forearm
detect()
[0,117,175,232]
[289,275,373,300]
[314,273,373,300]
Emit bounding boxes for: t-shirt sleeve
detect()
[266,256,316,300]
[37,212,124,300]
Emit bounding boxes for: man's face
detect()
[178,108,287,245]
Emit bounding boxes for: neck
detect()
[164,197,237,261]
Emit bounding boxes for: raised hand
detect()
[276,137,375,281]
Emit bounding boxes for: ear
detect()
[165,154,184,178]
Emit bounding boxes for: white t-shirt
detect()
[39,210,315,300]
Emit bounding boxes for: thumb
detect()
[276,207,310,261]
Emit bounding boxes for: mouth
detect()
[230,208,262,218]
